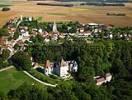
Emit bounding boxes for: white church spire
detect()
[52,21,58,33]
[20,15,23,21]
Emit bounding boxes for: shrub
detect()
[2,7,10,11]
[11,51,32,71]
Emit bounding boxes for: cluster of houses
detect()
[77,23,132,40]
[33,58,78,78]
[77,23,107,37]
[1,16,131,51]
[2,16,106,45]
[94,73,112,86]
[0,16,31,58]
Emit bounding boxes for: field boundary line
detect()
[23,71,57,87]
[0,66,14,72]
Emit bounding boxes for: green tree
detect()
[13,31,19,40]
[0,28,8,37]
[11,51,32,71]
[1,49,10,60]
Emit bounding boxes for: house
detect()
[44,60,54,76]
[44,38,50,43]
[58,58,69,77]
[94,73,112,86]
[105,73,112,82]
[78,31,92,37]
[29,17,33,22]
[79,28,85,33]
[109,34,113,39]
[8,27,16,35]
[88,23,99,29]
[16,40,26,50]
[43,58,78,78]
[96,77,106,86]
[59,34,65,39]
[52,34,58,40]
[38,29,43,33]
[19,26,29,37]
[33,63,42,69]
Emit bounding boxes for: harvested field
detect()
[0,1,132,27]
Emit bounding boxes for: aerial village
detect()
[1,16,132,85]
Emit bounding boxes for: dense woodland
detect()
[0,38,131,100]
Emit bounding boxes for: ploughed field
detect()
[0,1,132,27]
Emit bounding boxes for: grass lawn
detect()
[0,68,40,95]
[29,69,62,85]
[29,69,74,86]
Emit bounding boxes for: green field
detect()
[0,5,10,8]
[0,68,39,94]
[0,0,11,8]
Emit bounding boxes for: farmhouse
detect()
[94,73,112,86]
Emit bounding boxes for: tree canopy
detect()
[11,51,32,71]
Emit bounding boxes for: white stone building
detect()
[44,58,78,78]
[94,73,112,86]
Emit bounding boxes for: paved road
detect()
[23,71,57,87]
[0,66,14,72]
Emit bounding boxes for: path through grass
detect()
[0,68,39,94]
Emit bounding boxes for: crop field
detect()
[0,0,11,5]
[0,68,38,94]
[0,1,132,27]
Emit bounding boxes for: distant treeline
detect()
[107,13,126,16]
[36,2,125,7]
[80,2,125,6]
[28,0,131,2]
[62,0,130,3]
[37,3,73,7]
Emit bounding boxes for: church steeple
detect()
[52,22,58,33]
[20,15,23,21]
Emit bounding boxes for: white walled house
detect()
[94,73,112,86]
[105,73,112,82]
[38,29,43,33]
[20,29,30,37]
[96,77,106,86]
[58,59,69,77]
[44,38,50,43]
[43,58,78,78]
[44,60,54,76]
[109,34,113,39]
